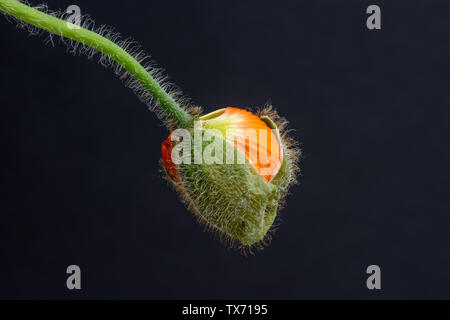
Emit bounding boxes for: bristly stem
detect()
[0,0,192,128]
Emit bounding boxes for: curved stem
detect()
[0,0,192,128]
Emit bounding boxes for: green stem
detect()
[0,0,192,128]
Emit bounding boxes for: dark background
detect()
[0,0,449,299]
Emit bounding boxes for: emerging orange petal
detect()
[161,107,283,183]
[201,107,283,182]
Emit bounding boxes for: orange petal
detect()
[201,107,283,182]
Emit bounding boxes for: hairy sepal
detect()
[171,117,292,247]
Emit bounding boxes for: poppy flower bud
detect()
[0,0,299,250]
[161,106,298,248]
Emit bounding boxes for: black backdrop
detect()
[1,0,449,299]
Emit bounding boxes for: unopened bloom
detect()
[161,106,299,248]
[0,0,300,250]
